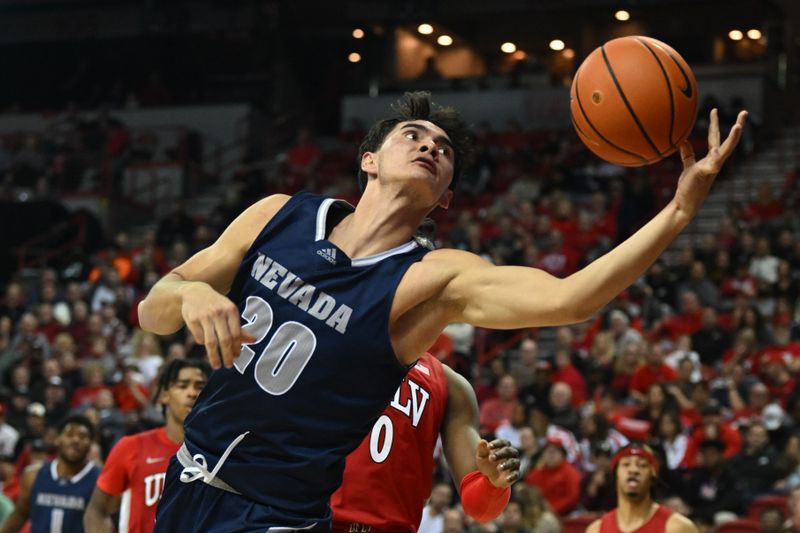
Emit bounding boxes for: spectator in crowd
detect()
[548,381,579,434]
[0,407,17,460]
[683,439,744,522]
[418,482,452,533]
[629,343,678,398]
[513,484,560,533]
[581,442,616,512]
[480,374,520,435]
[524,438,581,515]
[729,422,783,503]
[508,338,539,389]
[691,307,732,368]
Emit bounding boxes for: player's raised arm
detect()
[440,366,519,523]
[138,194,290,368]
[439,109,747,330]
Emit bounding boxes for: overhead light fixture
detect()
[501,42,517,54]
[437,35,453,46]
[614,10,630,21]
[348,52,362,63]
[352,28,364,39]
[747,29,762,40]
[728,30,744,41]
[417,23,434,35]
[512,50,527,60]
[563,48,575,59]
[549,39,565,51]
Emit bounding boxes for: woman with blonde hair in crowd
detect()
[127,328,164,386]
[513,484,561,533]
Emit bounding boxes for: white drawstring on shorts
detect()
[180,431,250,486]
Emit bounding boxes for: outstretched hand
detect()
[475,439,520,488]
[672,108,748,219]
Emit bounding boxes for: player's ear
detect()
[437,189,453,210]
[360,152,377,176]
[158,388,170,406]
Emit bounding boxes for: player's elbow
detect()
[137,298,180,336]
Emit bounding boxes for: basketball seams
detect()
[572,68,649,166]
[635,37,676,151]
[600,45,663,159]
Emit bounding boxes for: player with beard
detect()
[587,444,697,533]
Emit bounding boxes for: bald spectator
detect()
[678,261,719,308]
[509,338,539,388]
[549,382,579,434]
[480,374,520,435]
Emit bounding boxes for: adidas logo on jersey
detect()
[316,247,337,264]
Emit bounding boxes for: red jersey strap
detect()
[600,505,673,533]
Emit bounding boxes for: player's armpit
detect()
[585,519,602,533]
[665,513,700,533]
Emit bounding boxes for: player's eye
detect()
[437,146,450,157]
[404,131,417,141]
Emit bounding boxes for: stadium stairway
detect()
[673,125,800,250]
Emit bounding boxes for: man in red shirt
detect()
[629,344,678,397]
[524,437,582,514]
[587,444,697,533]
[83,359,209,533]
[479,374,520,434]
[331,353,520,532]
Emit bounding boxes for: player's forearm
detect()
[563,200,689,320]
[138,273,207,335]
[83,507,114,533]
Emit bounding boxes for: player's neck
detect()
[616,497,658,528]
[165,418,185,444]
[56,458,89,479]
[332,187,429,258]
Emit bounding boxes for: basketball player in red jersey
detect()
[587,444,697,533]
[83,359,209,533]
[331,352,520,532]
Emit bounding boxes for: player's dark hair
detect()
[357,91,474,192]
[153,358,211,416]
[58,414,95,440]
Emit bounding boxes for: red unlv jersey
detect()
[600,505,672,533]
[96,427,180,533]
[331,353,449,533]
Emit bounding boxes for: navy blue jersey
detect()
[182,192,430,527]
[29,460,99,533]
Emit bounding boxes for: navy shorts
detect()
[155,457,330,533]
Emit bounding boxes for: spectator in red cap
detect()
[524,437,581,515]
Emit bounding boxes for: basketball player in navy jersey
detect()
[0,415,99,533]
[139,92,746,532]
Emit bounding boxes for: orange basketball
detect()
[570,36,698,167]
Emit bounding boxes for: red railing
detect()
[16,211,88,271]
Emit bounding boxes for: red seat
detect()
[715,518,761,533]
[562,514,599,533]
[747,494,788,520]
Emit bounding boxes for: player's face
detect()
[616,456,653,501]
[56,423,92,465]
[362,120,455,208]
[161,367,207,423]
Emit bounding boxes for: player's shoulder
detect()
[665,512,699,533]
[423,248,487,266]
[586,518,602,533]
